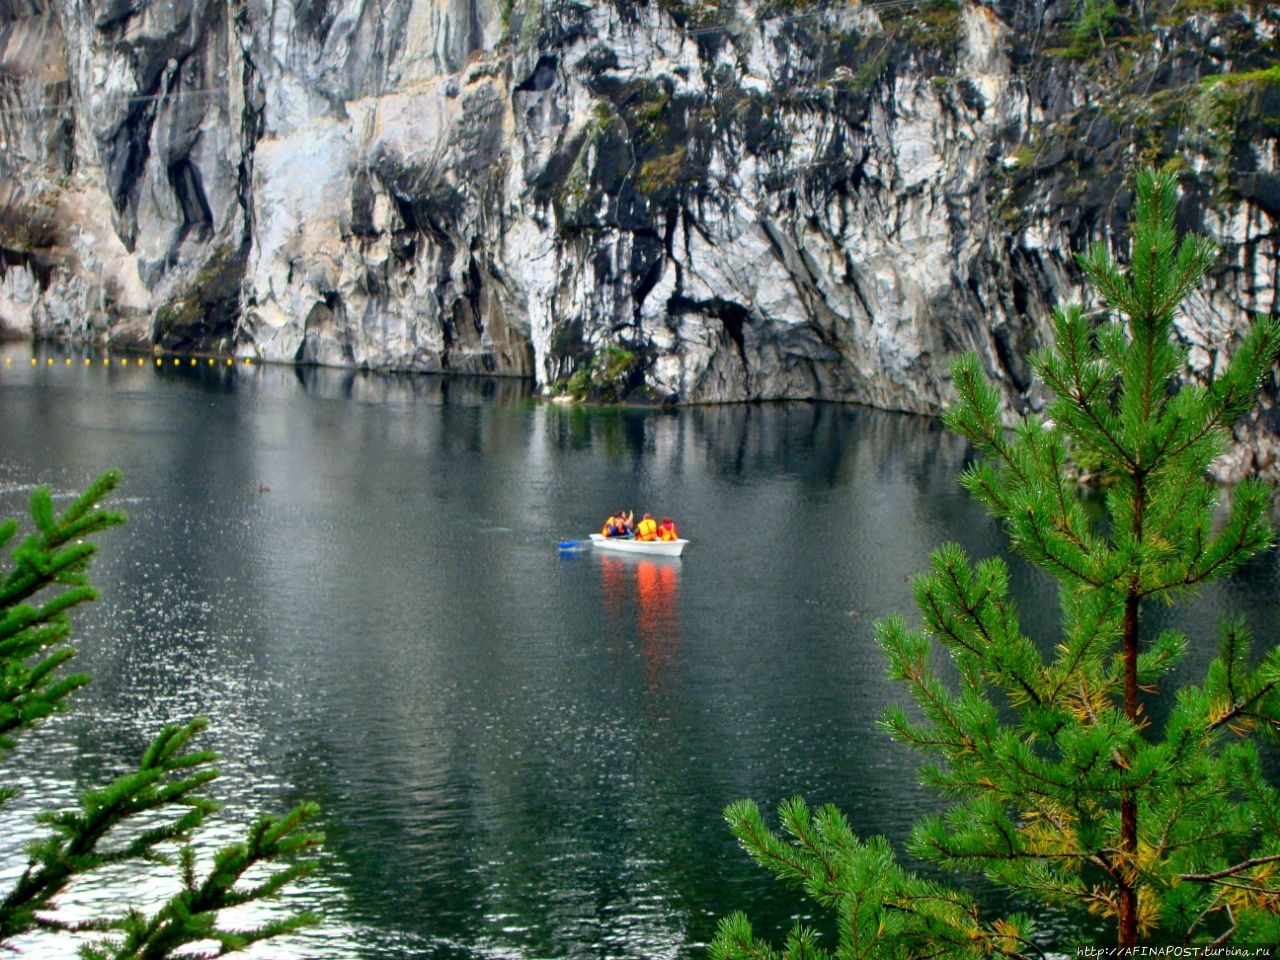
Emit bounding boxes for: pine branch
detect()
[0,473,325,958]
[1017,509,1110,588]
[0,719,221,941]
[710,913,782,960]
[0,472,126,768]
[1037,310,1134,472]
[80,802,323,960]
[1181,855,1280,884]
[1180,478,1274,590]
[0,473,125,609]
[1047,589,1124,706]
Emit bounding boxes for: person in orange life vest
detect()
[602,509,634,537]
[657,516,679,541]
[635,512,658,541]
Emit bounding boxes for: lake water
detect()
[1,344,1276,958]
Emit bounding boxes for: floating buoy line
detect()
[2,354,256,368]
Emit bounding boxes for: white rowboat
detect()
[589,533,687,557]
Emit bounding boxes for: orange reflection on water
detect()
[599,554,681,691]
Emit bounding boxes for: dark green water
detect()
[1,344,1276,958]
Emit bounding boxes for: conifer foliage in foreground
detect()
[0,470,323,958]
[712,169,1280,956]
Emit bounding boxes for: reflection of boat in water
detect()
[598,553,681,691]
[589,533,687,557]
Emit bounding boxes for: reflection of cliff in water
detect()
[686,402,965,490]
[539,400,967,480]
[16,343,539,408]
[288,366,536,406]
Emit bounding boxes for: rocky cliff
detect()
[0,0,1276,474]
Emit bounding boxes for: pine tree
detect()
[0,470,323,958]
[711,168,1280,956]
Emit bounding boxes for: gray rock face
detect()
[0,0,1277,475]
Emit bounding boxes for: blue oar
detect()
[558,539,589,551]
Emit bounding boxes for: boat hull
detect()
[589,533,687,557]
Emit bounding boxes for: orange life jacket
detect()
[636,517,658,541]
[658,521,679,541]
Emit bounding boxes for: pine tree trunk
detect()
[1120,590,1140,947]
[1119,471,1145,948]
